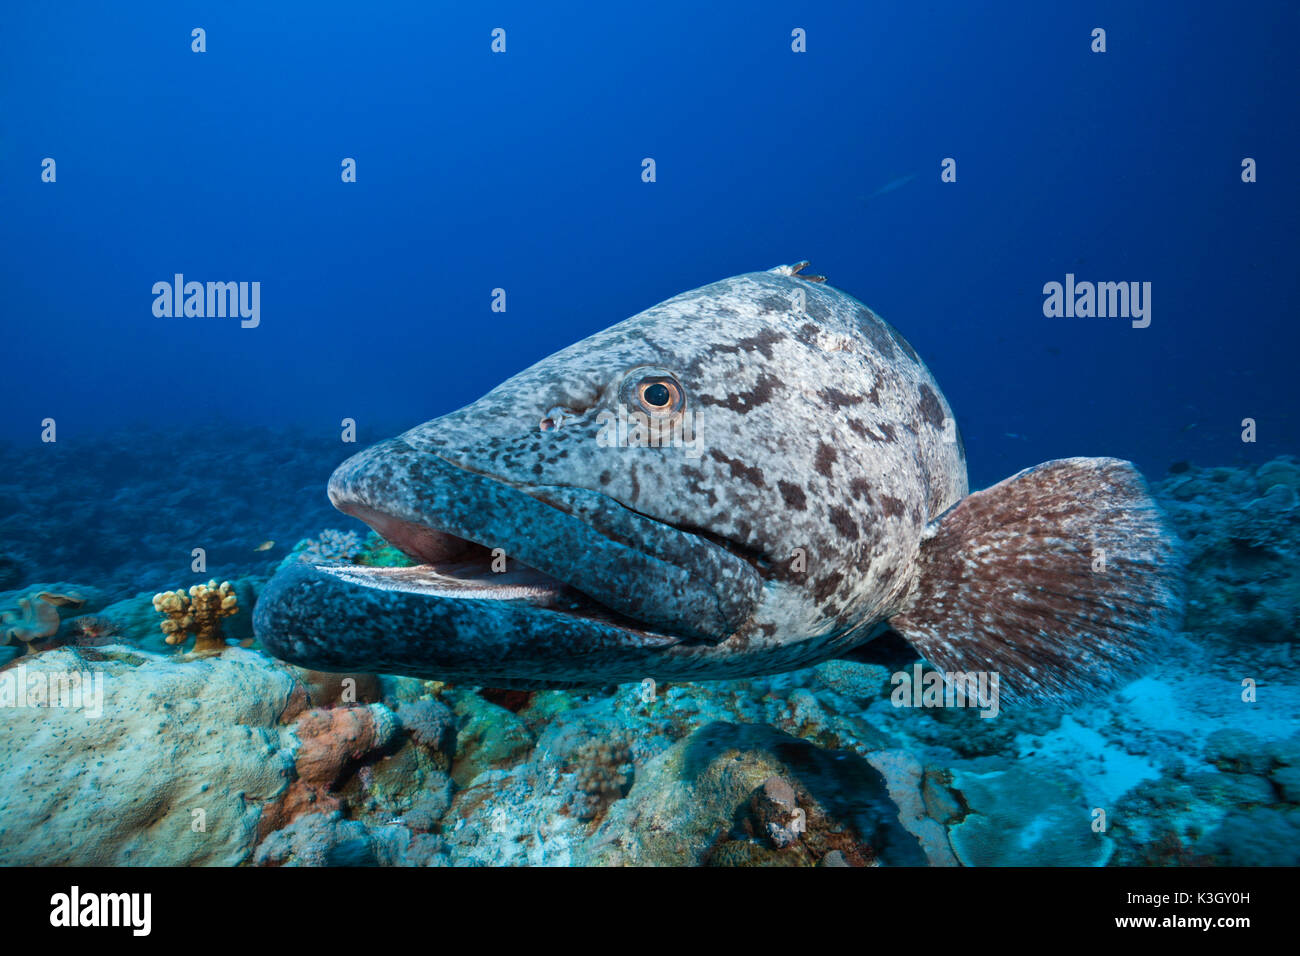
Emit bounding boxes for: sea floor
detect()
[0,435,1296,866]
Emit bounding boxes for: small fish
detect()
[255,264,1182,706]
[254,540,275,552]
[862,172,916,202]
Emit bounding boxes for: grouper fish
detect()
[254,264,1183,705]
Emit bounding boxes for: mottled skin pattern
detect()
[395,266,961,672]
[255,264,1178,699]
[891,456,1183,702]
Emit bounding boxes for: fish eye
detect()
[625,371,685,418]
[641,382,672,407]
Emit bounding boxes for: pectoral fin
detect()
[889,457,1184,706]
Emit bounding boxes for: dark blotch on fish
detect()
[709,449,766,489]
[777,480,807,511]
[917,384,946,428]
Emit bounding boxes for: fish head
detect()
[254,266,966,683]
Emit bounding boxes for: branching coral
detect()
[152,580,238,653]
[283,529,414,570]
[293,529,362,565]
[570,740,633,821]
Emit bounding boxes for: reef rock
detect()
[1154,458,1300,645]
[579,721,924,867]
[449,691,536,788]
[946,765,1111,866]
[0,644,298,865]
[253,810,450,867]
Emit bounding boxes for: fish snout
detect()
[327,438,407,515]
[328,438,485,566]
[322,436,762,643]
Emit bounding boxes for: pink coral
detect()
[258,704,398,838]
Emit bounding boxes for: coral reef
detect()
[1,593,61,651]
[448,692,536,788]
[945,766,1110,866]
[0,588,101,655]
[288,529,362,566]
[0,455,1297,866]
[65,614,123,647]
[277,528,418,577]
[355,531,416,568]
[397,698,457,759]
[0,425,380,600]
[863,750,959,865]
[1108,726,1300,866]
[254,811,449,866]
[258,703,400,836]
[152,580,239,653]
[581,722,922,867]
[0,645,297,865]
[1153,457,1300,645]
[568,739,633,822]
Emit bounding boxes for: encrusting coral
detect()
[257,703,400,839]
[152,580,239,653]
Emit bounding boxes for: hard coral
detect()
[290,529,362,566]
[570,740,633,822]
[355,530,416,568]
[1154,458,1300,644]
[152,579,238,653]
[294,704,398,788]
[258,703,400,837]
[397,698,457,755]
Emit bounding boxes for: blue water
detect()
[2,1,1296,487]
[1,1,1298,871]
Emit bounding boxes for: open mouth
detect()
[332,501,567,603]
[316,438,764,643]
[325,500,674,638]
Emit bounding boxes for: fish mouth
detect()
[253,437,764,681]
[333,501,564,602]
[320,437,763,642]
[323,499,658,637]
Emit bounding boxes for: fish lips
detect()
[252,560,682,682]
[321,437,763,643]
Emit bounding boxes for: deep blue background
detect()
[2,0,1297,489]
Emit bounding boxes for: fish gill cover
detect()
[0,0,1297,886]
